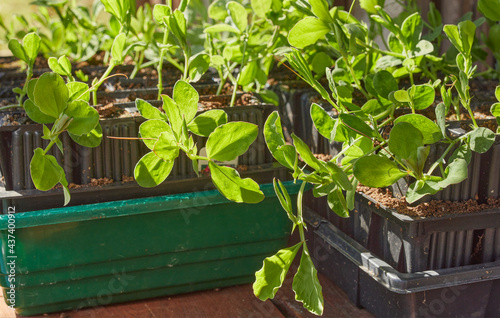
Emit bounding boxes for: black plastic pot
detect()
[0,103,275,191]
[305,207,500,318]
[313,189,500,273]
[1,164,288,212]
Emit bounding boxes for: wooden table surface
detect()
[0,273,373,318]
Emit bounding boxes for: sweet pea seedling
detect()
[134,80,264,203]
[25,72,102,205]
[7,32,41,109]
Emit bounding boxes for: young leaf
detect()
[162,95,183,134]
[435,103,447,138]
[64,101,99,136]
[67,82,90,103]
[360,0,385,14]
[173,80,199,123]
[373,70,397,99]
[264,112,296,170]
[153,4,171,24]
[139,120,172,150]
[401,12,422,50]
[209,161,264,203]
[292,134,327,172]
[411,84,435,110]
[438,158,468,188]
[227,1,247,33]
[253,242,302,301]
[251,0,272,18]
[389,122,424,161]
[273,179,296,223]
[188,54,210,82]
[153,131,180,161]
[188,110,227,137]
[24,99,56,124]
[238,60,258,86]
[339,114,377,138]
[310,103,334,140]
[288,17,330,49]
[292,250,324,316]
[8,39,28,63]
[309,0,333,24]
[206,122,258,161]
[34,72,69,118]
[30,148,64,191]
[111,33,127,64]
[134,152,174,187]
[101,0,130,24]
[468,127,495,153]
[136,99,165,120]
[394,114,442,144]
[353,155,408,188]
[406,180,441,203]
[478,0,500,21]
[69,125,103,148]
[204,23,240,34]
[327,188,349,218]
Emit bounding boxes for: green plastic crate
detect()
[0,181,302,316]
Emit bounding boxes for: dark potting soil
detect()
[357,185,500,218]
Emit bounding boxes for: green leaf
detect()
[208,0,230,20]
[435,103,447,138]
[413,40,434,57]
[495,86,500,102]
[204,23,240,34]
[288,17,330,49]
[30,148,64,191]
[411,84,435,110]
[309,0,333,23]
[173,80,199,124]
[209,161,264,203]
[34,72,69,118]
[188,54,210,82]
[8,39,27,63]
[373,70,398,99]
[27,78,37,101]
[253,242,302,300]
[49,56,70,76]
[67,82,90,103]
[406,180,441,203]
[23,32,41,62]
[389,122,424,161]
[292,250,324,316]
[438,158,468,188]
[64,100,99,136]
[394,114,443,144]
[491,103,500,123]
[69,124,103,148]
[206,122,258,161]
[443,24,462,53]
[238,60,258,86]
[360,0,385,14]
[101,0,130,24]
[478,0,500,21]
[292,134,326,172]
[153,130,179,161]
[134,152,174,187]
[111,33,127,64]
[353,155,408,188]
[139,120,171,150]
[251,0,272,18]
[227,1,247,32]
[24,99,56,124]
[264,112,296,170]
[326,162,352,190]
[162,95,183,133]
[310,103,334,140]
[339,114,377,138]
[153,4,171,24]
[401,12,422,50]
[393,90,410,103]
[259,90,279,106]
[469,127,495,153]
[188,110,227,137]
[273,179,296,223]
[136,98,165,120]
[327,188,349,218]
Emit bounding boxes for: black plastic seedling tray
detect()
[305,208,500,318]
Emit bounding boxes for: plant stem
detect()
[296,181,309,253]
[0,104,21,111]
[230,33,249,107]
[130,50,145,79]
[157,29,169,100]
[183,50,189,81]
[90,62,116,105]
[427,139,459,175]
[43,139,57,155]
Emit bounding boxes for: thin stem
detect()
[0,104,22,111]
[427,139,460,175]
[230,32,249,107]
[130,50,145,79]
[90,62,116,105]
[157,28,169,100]
[43,139,57,155]
[183,50,189,81]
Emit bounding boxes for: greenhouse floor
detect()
[0,273,372,318]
